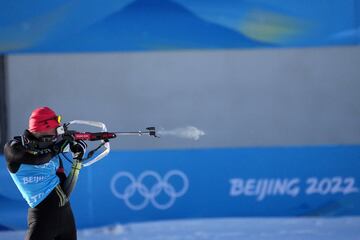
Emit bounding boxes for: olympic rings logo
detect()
[110,170,189,210]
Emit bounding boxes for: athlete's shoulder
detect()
[4,134,56,173]
[4,138,25,159]
[3,138,26,173]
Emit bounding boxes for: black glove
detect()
[52,133,75,154]
[70,140,87,160]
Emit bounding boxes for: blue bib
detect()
[9,155,62,208]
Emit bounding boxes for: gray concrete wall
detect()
[6,46,360,150]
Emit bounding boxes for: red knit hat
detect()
[28,107,60,133]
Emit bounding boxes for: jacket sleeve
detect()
[3,140,54,173]
[62,158,82,197]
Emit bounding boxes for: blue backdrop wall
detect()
[1,145,360,230]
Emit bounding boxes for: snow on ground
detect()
[0,217,359,240]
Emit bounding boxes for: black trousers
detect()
[26,187,77,240]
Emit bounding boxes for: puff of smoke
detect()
[157,126,205,140]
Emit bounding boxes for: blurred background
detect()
[0,0,360,239]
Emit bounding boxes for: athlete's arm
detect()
[4,140,54,173]
[62,159,82,197]
[61,140,86,197]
